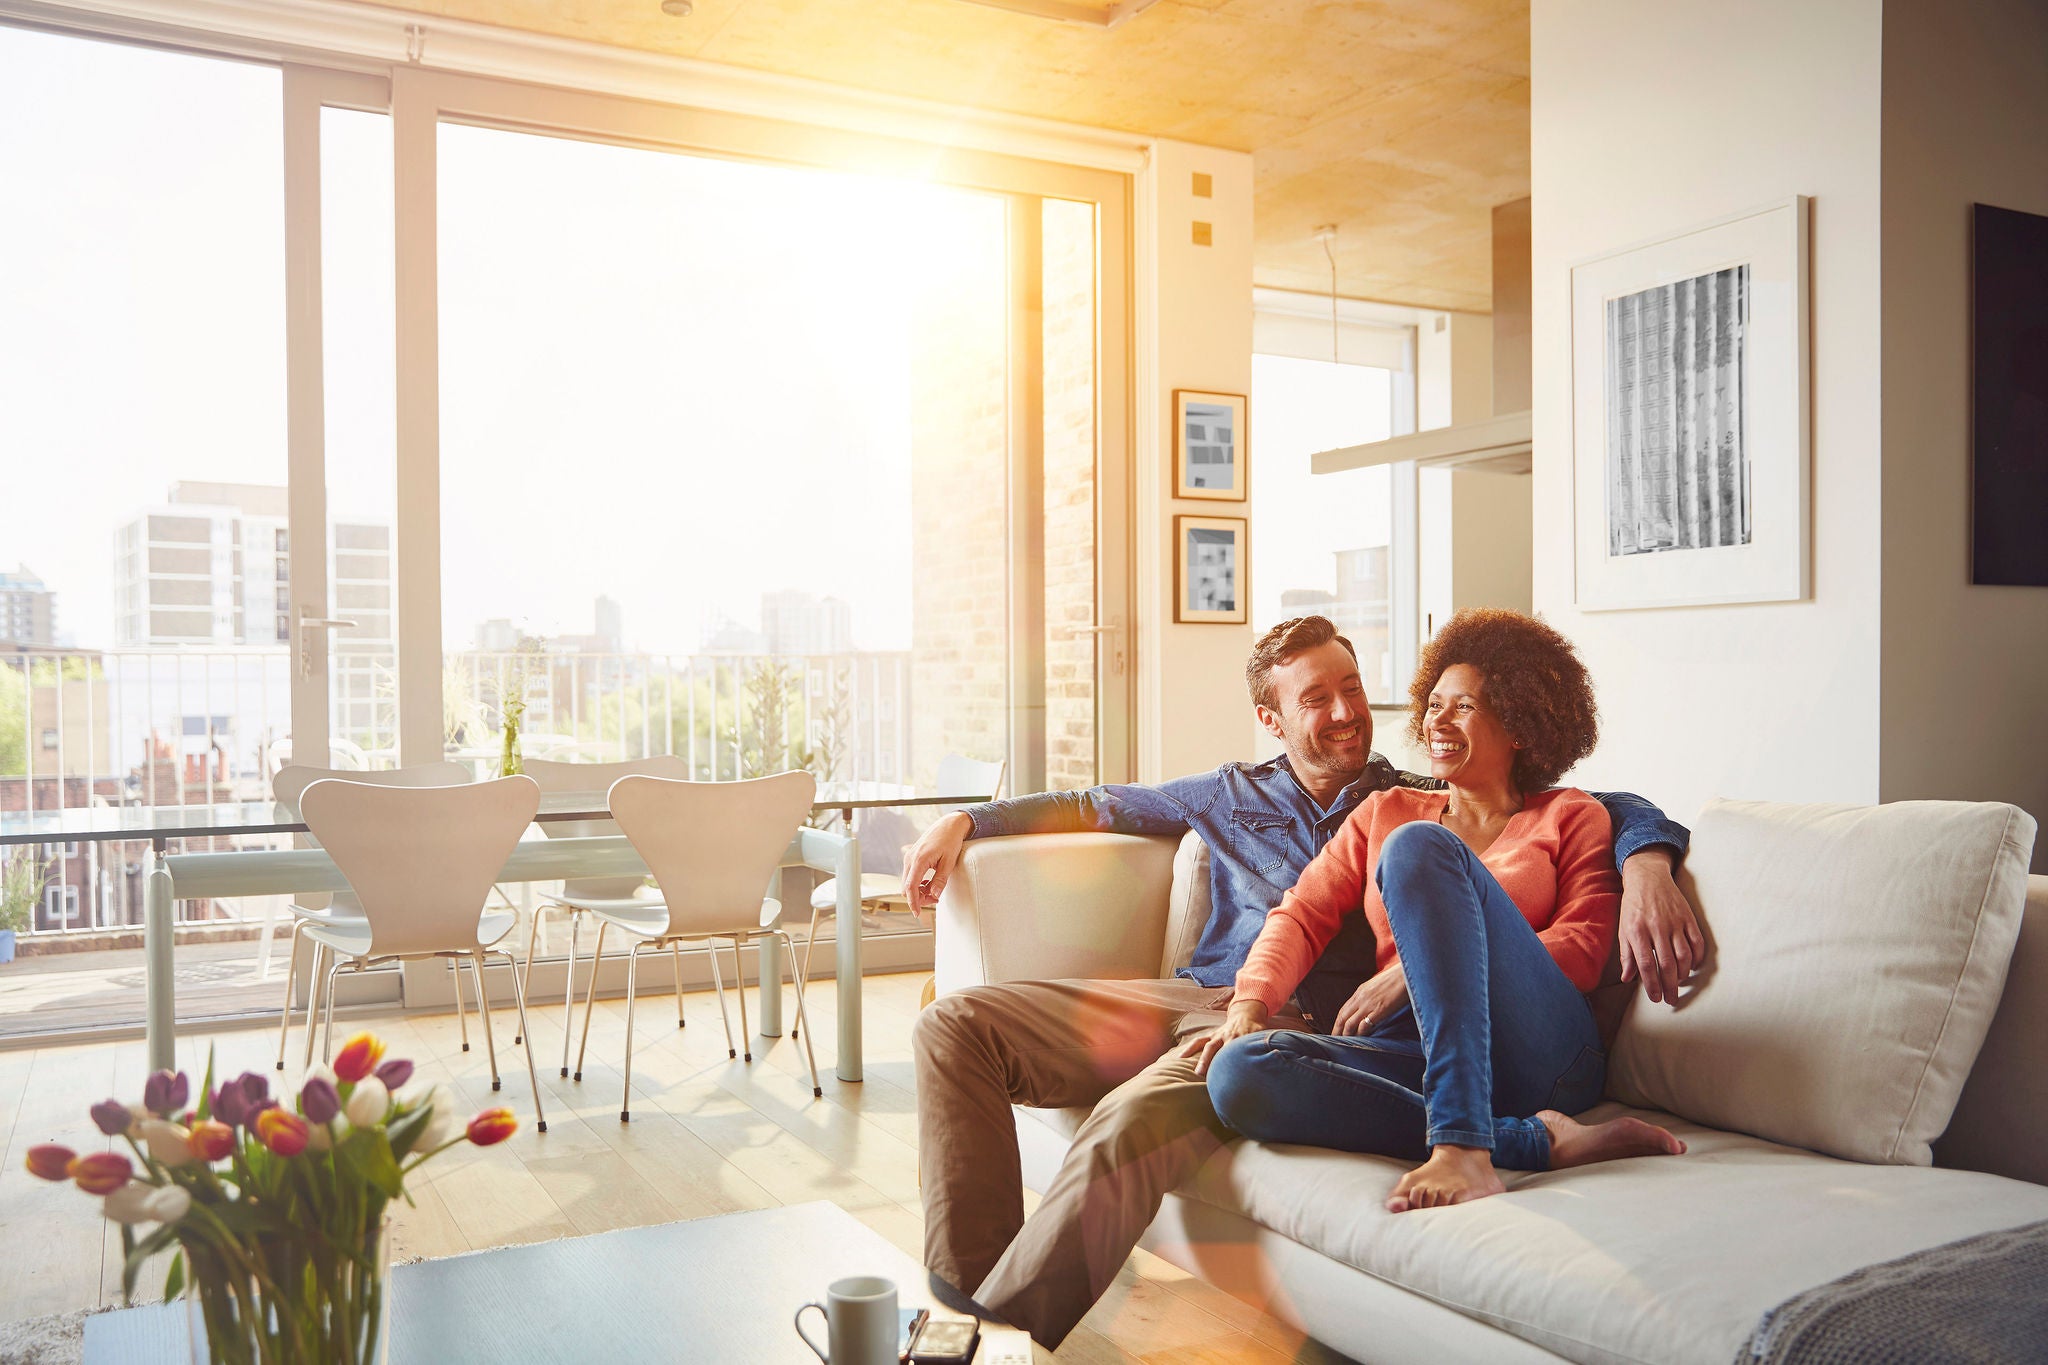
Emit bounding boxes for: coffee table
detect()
[83,1201,1046,1363]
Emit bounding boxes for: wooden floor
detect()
[0,972,1348,1364]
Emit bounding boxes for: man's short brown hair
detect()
[1245,615,1358,712]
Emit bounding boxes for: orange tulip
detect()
[69,1151,134,1195]
[465,1108,518,1147]
[188,1119,236,1163]
[25,1144,76,1182]
[255,1107,309,1157]
[332,1032,386,1084]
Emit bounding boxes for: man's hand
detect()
[1618,849,1705,1005]
[1332,964,1407,1036]
[902,811,975,916]
[1181,998,1269,1078]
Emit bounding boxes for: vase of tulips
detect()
[26,1031,517,1364]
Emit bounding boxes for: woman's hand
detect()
[1182,998,1270,1078]
[1332,964,1407,1036]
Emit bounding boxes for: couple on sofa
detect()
[906,611,1698,1348]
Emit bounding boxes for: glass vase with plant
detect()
[26,1032,517,1363]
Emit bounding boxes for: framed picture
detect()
[1174,389,1248,500]
[1175,514,1247,623]
[1570,197,1810,610]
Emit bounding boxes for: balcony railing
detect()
[1,646,911,938]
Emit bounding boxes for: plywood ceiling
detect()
[369,0,1528,313]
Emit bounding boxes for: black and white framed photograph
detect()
[1571,197,1810,610]
[1175,514,1247,623]
[1174,389,1248,501]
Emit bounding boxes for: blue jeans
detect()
[1207,821,1606,1170]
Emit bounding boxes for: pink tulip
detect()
[25,1144,76,1182]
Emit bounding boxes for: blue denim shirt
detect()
[963,753,1689,992]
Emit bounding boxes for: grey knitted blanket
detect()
[1737,1219,2048,1365]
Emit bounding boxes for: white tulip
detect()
[305,1121,334,1153]
[302,1061,338,1090]
[144,1185,191,1223]
[138,1119,198,1167]
[345,1078,391,1128]
[416,1084,460,1150]
[103,1181,156,1225]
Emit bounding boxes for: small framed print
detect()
[1174,389,1247,500]
[1175,515,1247,624]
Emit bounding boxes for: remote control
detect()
[977,1327,1034,1364]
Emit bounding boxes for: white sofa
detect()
[932,799,2048,1365]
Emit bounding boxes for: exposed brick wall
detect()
[1043,201,1099,792]
[909,215,1009,791]
[909,201,1102,796]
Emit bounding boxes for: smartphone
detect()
[908,1316,980,1364]
[898,1306,931,1360]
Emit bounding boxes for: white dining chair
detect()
[577,771,822,1120]
[797,755,1006,1000]
[270,761,476,1072]
[298,775,550,1132]
[520,755,690,1080]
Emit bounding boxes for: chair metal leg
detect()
[320,955,342,1062]
[780,932,823,1098]
[451,957,471,1053]
[732,936,752,1063]
[275,919,305,1071]
[494,948,547,1134]
[301,938,326,1072]
[574,920,609,1082]
[796,901,829,1041]
[515,902,543,1046]
[471,951,502,1092]
[560,912,581,1078]
[706,937,736,1059]
[671,940,686,1029]
[620,941,642,1123]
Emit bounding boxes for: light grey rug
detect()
[0,1306,108,1365]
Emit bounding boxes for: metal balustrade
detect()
[0,646,912,938]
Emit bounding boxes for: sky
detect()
[1,25,1002,656]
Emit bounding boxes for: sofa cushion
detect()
[1161,831,1210,977]
[1607,798,2037,1166]
[1179,1104,2048,1365]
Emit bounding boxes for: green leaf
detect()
[162,1251,185,1302]
[122,1223,179,1304]
[358,1131,404,1201]
[195,1047,217,1124]
[385,1103,432,1162]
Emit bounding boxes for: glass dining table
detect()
[0,785,980,1081]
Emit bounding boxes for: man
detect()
[907,616,1703,1349]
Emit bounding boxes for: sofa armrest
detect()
[934,832,1181,995]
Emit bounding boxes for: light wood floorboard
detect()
[0,973,1348,1362]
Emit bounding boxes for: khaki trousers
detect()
[912,977,1302,1349]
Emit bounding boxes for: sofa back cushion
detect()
[1162,831,1211,977]
[1607,798,2037,1166]
[1936,873,2048,1184]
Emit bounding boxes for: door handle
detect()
[297,607,361,680]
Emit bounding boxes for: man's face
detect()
[1256,641,1373,786]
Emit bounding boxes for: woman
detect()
[1192,608,1684,1212]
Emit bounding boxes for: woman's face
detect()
[1423,662,1519,789]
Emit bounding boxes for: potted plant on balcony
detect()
[0,851,45,966]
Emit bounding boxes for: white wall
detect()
[1878,0,2048,866]
[1530,0,1885,821]
[1136,140,1257,780]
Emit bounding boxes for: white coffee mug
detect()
[794,1275,898,1365]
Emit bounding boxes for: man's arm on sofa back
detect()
[933,832,1181,996]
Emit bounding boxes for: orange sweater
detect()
[1234,786,1620,1014]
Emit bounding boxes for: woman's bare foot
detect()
[1537,1110,1687,1168]
[1386,1145,1505,1213]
